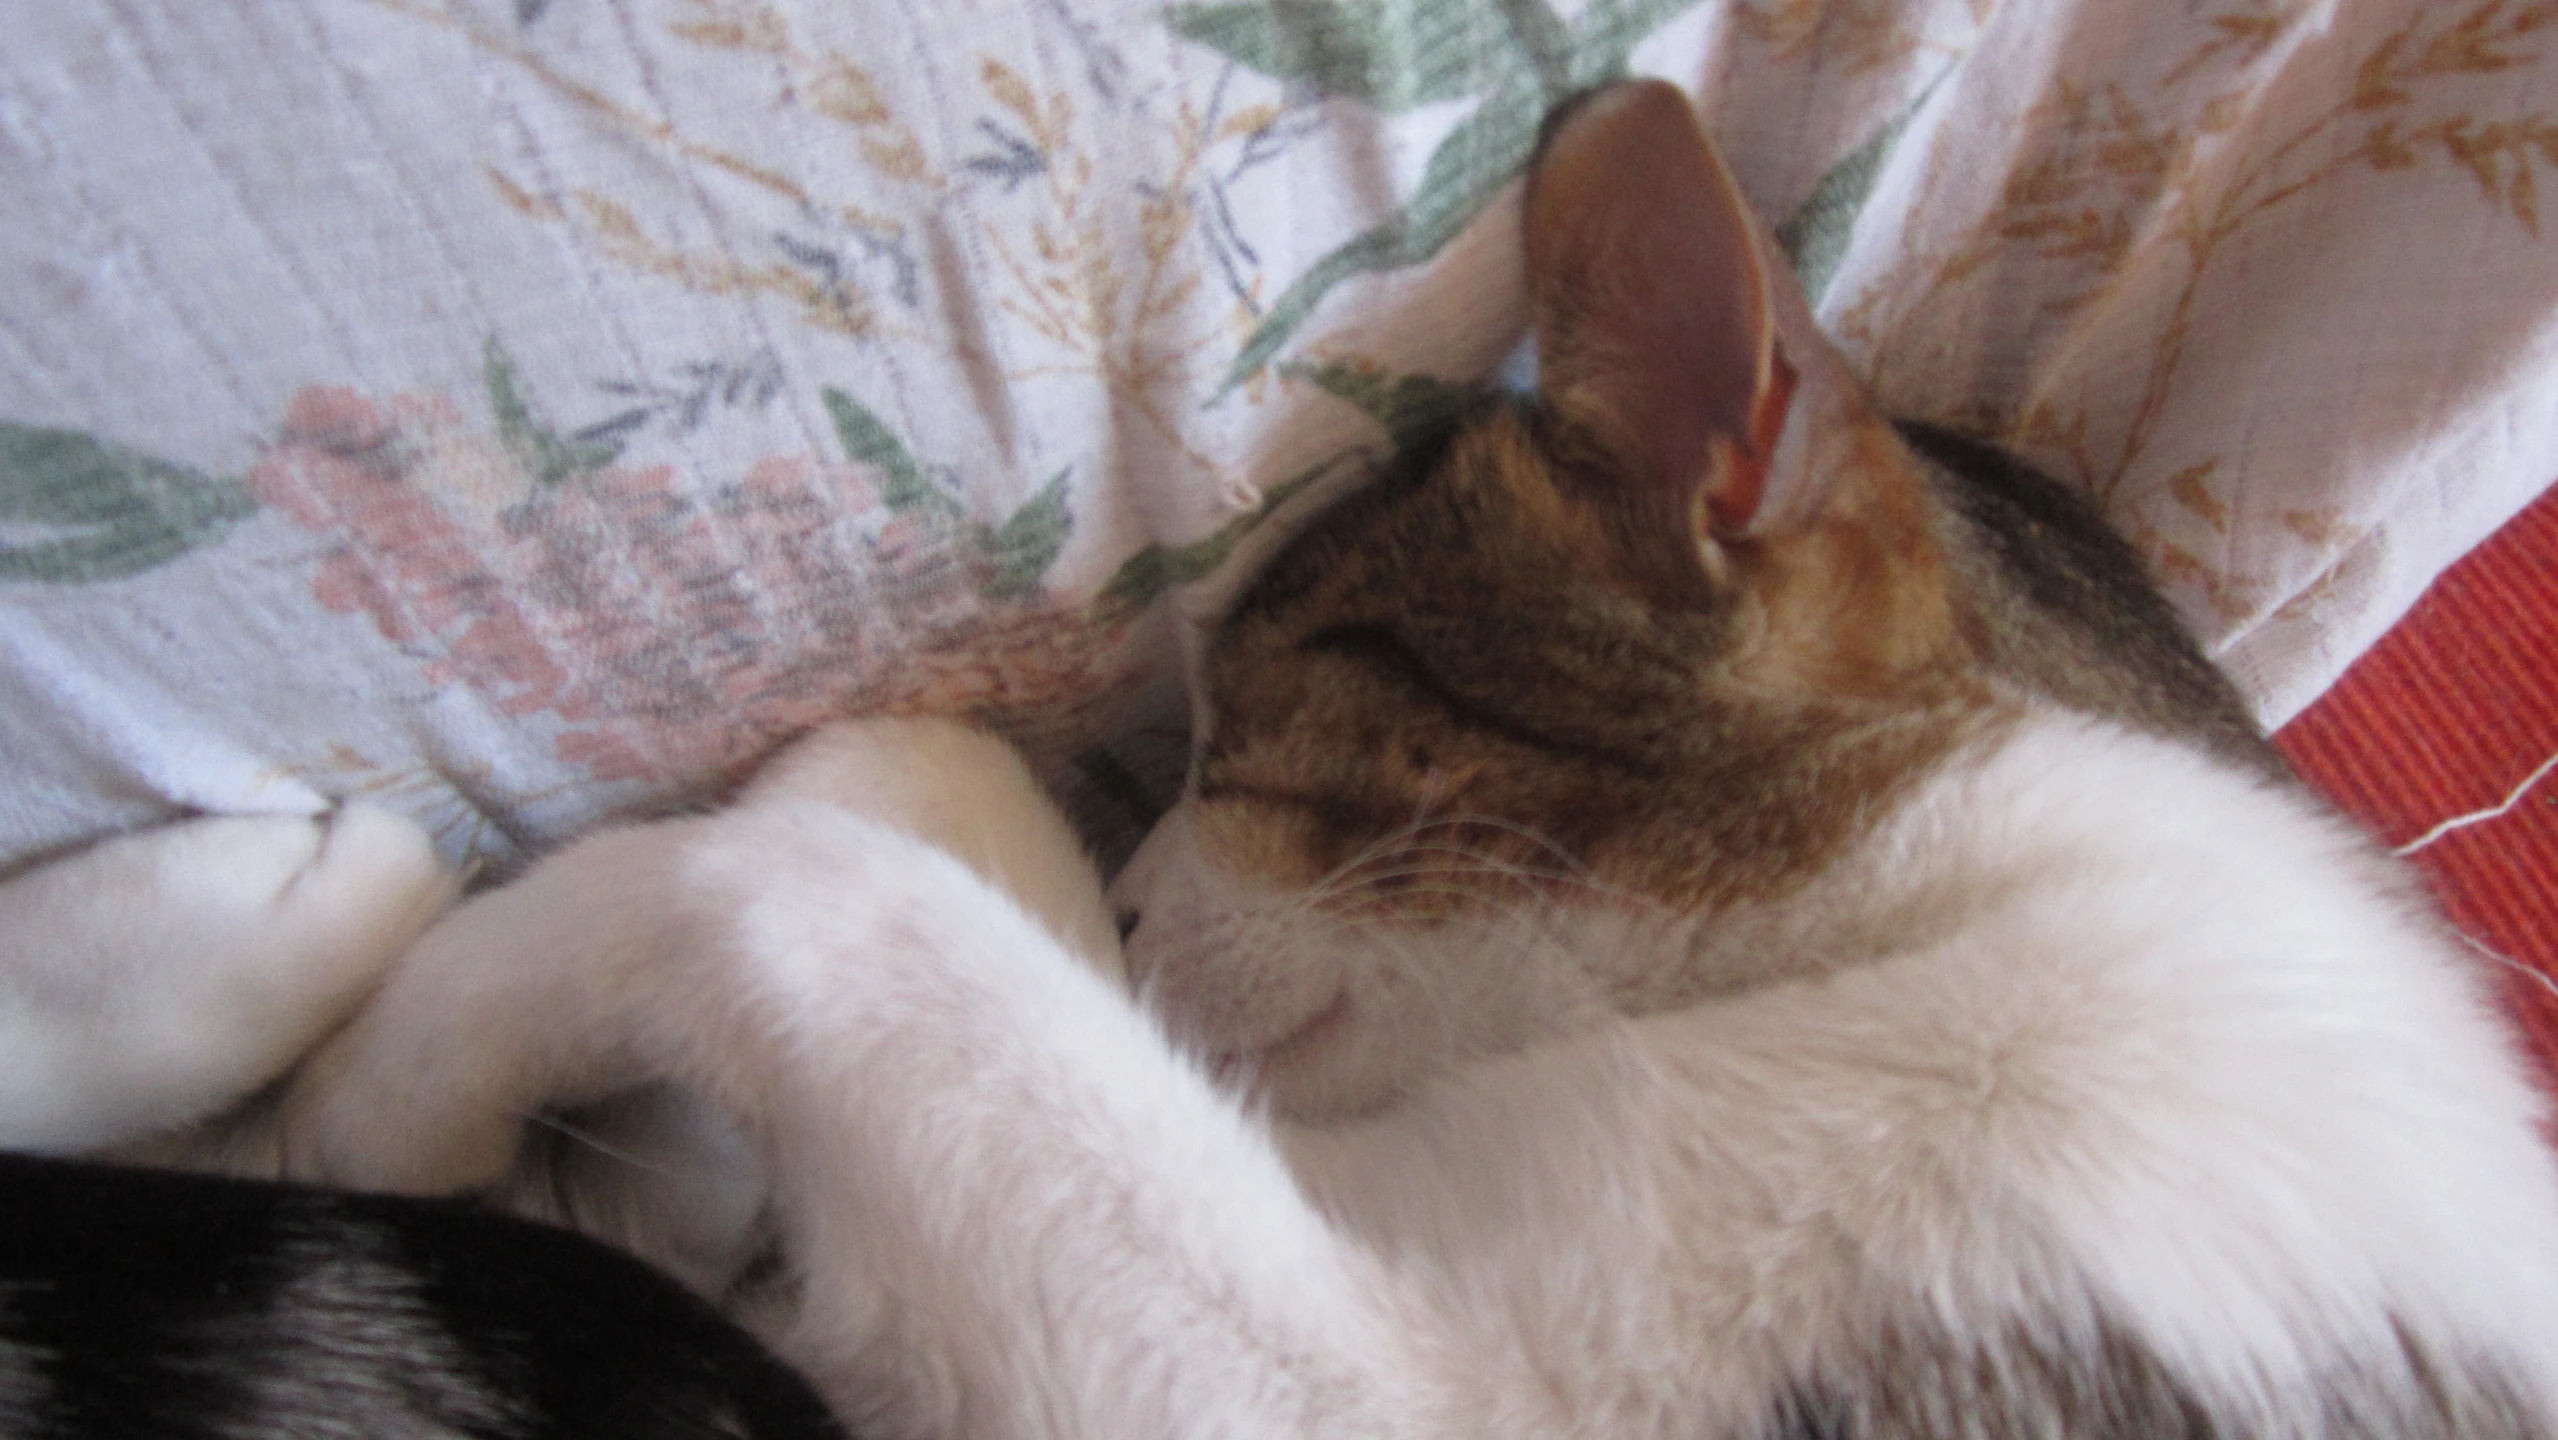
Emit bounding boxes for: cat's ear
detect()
[1525,80,1797,605]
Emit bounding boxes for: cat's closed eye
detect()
[1299,623,1417,661]
[1298,623,1445,697]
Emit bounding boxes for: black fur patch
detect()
[1897,419,2287,782]
[0,1151,846,1440]
[1761,1311,2549,1440]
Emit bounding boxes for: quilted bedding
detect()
[5,0,2557,878]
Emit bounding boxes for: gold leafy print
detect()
[1735,0,1932,73]
[2281,507,2360,547]
[2099,0,2558,512]
[976,67,1231,477]
[375,0,1242,487]
[2160,10,2288,88]
[373,0,943,339]
[2167,459,2229,534]
[363,0,856,218]
[1856,1,2557,630]
[1734,0,1997,73]
[1926,79,2183,314]
[670,0,946,187]
[579,192,876,336]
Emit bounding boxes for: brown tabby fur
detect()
[1196,404,1992,930]
[1192,83,2266,964]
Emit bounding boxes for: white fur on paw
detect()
[746,718,1125,984]
[276,820,700,1197]
[0,805,455,1152]
[493,1084,772,1300]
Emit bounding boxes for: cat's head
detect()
[1113,81,1994,1122]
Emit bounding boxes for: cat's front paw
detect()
[493,1084,773,1300]
[745,718,1123,984]
[274,817,727,1200]
[0,806,455,1152]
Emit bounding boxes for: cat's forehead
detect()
[1214,411,1634,654]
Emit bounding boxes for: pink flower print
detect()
[251,380,1123,790]
[252,389,574,717]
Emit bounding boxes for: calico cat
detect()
[10,77,2558,1439]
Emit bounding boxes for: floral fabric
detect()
[4,0,2555,871]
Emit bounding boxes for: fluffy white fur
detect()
[1269,709,2558,1428]
[11,710,2558,1436]
[271,721,1426,1439]
[0,805,451,1152]
[1131,704,2558,1431]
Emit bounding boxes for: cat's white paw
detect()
[277,818,711,1197]
[745,718,1124,984]
[0,805,456,1152]
[493,1084,773,1300]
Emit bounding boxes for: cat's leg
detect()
[738,717,1125,985]
[489,1081,775,1303]
[282,728,1447,1440]
[272,719,1113,1310]
[271,716,1098,1198]
[0,806,454,1153]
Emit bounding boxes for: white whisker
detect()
[520,1110,693,1182]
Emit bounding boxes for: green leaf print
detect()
[1194,0,1709,394]
[976,469,1074,600]
[1168,0,1511,112]
[1223,227,1415,391]
[1101,356,1484,610]
[1221,69,1549,391]
[826,389,1071,600]
[486,339,623,487]
[823,388,965,521]
[1281,359,1493,454]
[1774,86,1934,305]
[1099,450,1349,613]
[0,422,258,583]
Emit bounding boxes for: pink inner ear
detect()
[1705,346,1798,536]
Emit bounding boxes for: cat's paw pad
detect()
[746,719,1123,980]
[0,806,456,1151]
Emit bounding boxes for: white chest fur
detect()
[1157,710,2558,1430]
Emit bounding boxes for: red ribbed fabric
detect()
[2275,485,2558,1089]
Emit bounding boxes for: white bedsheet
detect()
[4,0,2554,869]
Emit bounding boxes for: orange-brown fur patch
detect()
[1728,416,1960,698]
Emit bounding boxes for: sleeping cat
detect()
[10,77,2558,1438]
